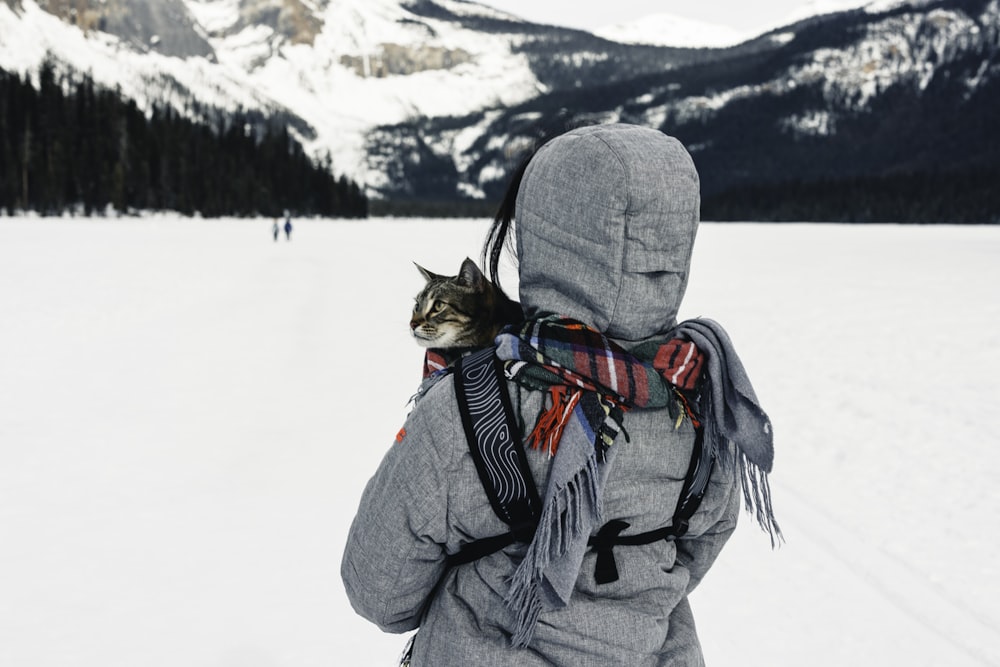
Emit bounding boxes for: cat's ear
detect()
[414,262,439,283]
[458,257,487,289]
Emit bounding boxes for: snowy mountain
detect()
[0,0,704,191]
[0,0,719,191]
[595,0,886,47]
[593,13,748,48]
[0,0,554,191]
[364,0,1000,219]
[1,0,998,220]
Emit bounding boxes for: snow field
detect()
[0,217,998,666]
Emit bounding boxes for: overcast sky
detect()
[475,0,873,36]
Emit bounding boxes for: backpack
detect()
[447,347,714,584]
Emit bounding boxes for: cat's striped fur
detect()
[410,257,522,353]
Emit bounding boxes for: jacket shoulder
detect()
[400,372,467,469]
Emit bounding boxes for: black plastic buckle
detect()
[591,520,630,585]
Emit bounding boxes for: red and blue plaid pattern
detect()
[498,315,704,409]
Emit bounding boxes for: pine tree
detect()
[0,62,368,218]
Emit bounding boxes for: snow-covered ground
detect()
[1,216,998,666]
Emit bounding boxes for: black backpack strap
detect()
[445,524,537,566]
[448,350,715,578]
[587,424,715,584]
[448,348,541,566]
[668,422,713,538]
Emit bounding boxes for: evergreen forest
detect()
[0,63,368,218]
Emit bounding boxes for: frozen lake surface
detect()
[1,216,998,666]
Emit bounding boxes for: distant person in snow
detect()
[283,211,293,241]
[272,219,279,242]
[342,123,781,666]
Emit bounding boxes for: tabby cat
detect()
[410,257,522,362]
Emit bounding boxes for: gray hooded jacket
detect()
[342,125,740,666]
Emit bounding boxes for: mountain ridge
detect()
[1,0,998,221]
[592,13,750,48]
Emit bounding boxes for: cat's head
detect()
[410,257,505,349]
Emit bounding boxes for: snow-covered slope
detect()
[0,0,545,189]
[0,1,272,110]
[593,13,748,48]
[595,0,888,47]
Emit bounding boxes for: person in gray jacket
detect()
[342,123,778,665]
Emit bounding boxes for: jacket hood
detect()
[515,124,700,341]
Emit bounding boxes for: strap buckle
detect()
[590,520,630,584]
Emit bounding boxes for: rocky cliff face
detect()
[338,43,472,77]
[30,0,214,58]
[225,0,324,46]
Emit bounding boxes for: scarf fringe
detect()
[505,453,601,647]
[526,386,582,457]
[704,403,783,547]
[507,581,542,648]
[494,315,781,650]
[739,453,783,547]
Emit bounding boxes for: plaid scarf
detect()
[492,314,779,647]
[498,318,704,457]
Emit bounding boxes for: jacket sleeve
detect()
[340,402,450,633]
[674,456,740,594]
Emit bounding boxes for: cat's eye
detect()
[430,300,446,313]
